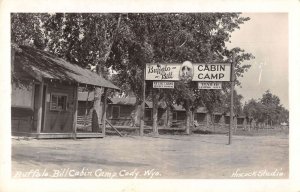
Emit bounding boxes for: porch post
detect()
[102,87,108,136]
[36,81,44,135]
[72,84,78,139]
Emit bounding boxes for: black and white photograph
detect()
[1,0,300,192]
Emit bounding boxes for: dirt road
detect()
[11,134,288,179]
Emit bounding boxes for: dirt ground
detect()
[11,132,289,179]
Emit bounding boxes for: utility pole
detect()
[229,52,236,145]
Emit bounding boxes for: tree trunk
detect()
[166,104,172,128]
[131,98,142,127]
[206,113,210,129]
[191,109,196,128]
[92,87,103,132]
[92,14,122,132]
[101,88,108,136]
[152,90,159,136]
[185,104,192,135]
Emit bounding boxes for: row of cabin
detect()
[11,44,119,139]
[77,93,255,130]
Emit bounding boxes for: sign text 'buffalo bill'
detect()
[146,63,231,82]
[146,64,181,81]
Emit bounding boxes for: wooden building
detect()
[11,45,119,138]
[106,97,154,126]
[77,91,95,116]
[172,104,186,123]
[75,92,252,131]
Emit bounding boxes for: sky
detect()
[226,13,289,109]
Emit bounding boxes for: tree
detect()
[243,90,289,127]
[11,13,255,134]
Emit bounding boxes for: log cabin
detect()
[11,44,119,139]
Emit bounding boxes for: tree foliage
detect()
[11,13,255,128]
[243,90,289,125]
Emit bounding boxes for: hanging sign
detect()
[146,62,231,82]
[198,82,222,89]
[153,81,174,88]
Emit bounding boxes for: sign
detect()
[198,82,222,89]
[153,81,174,89]
[146,62,231,82]
[146,63,181,81]
[193,63,231,82]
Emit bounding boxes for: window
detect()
[50,93,68,111]
[112,106,120,118]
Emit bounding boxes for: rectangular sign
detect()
[198,82,222,89]
[153,81,174,88]
[146,64,181,81]
[146,63,231,82]
[193,63,231,82]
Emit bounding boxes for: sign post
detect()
[229,53,236,145]
[140,65,146,136]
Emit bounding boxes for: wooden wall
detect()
[11,82,34,108]
[107,104,155,126]
[195,113,206,123]
[43,82,75,133]
[11,108,33,132]
[11,82,34,133]
[107,104,134,126]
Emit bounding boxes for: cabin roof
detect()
[173,104,207,113]
[196,107,207,113]
[109,97,153,108]
[110,97,137,105]
[13,45,119,90]
[173,104,185,111]
[78,92,95,101]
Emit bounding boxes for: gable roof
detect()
[13,45,119,90]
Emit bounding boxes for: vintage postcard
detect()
[1,0,300,192]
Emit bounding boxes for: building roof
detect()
[196,107,207,113]
[13,45,119,90]
[110,97,153,108]
[173,104,185,111]
[110,97,137,105]
[78,92,95,101]
[173,105,207,113]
